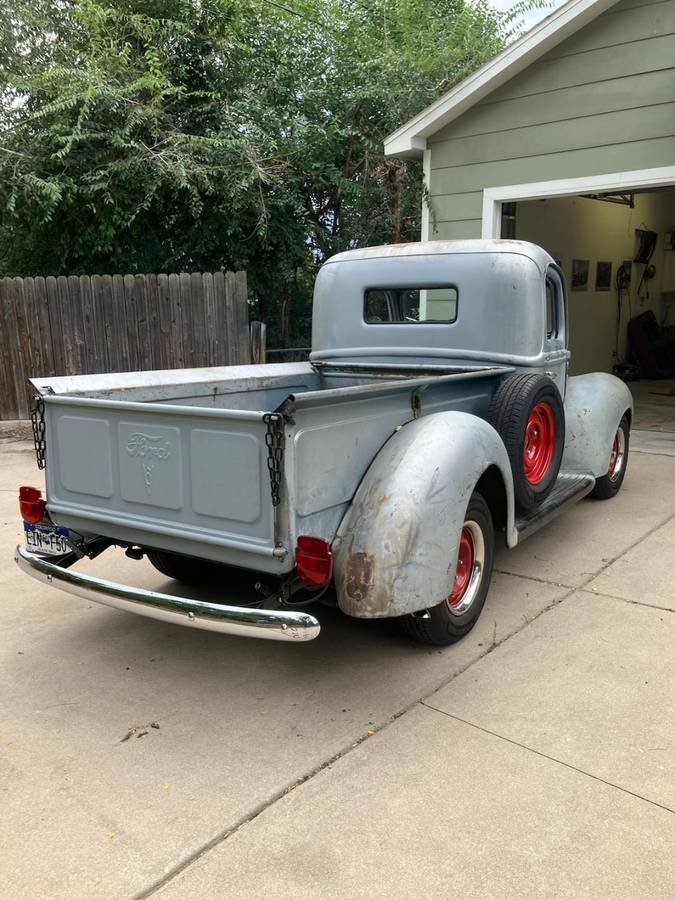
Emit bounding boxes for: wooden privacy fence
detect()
[0,271,249,420]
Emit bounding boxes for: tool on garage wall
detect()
[634,228,658,301]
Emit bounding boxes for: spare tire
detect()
[487,373,564,511]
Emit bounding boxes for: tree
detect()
[0,0,538,345]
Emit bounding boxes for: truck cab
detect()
[311,240,569,387]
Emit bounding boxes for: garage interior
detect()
[508,188,675,451]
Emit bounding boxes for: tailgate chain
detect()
[263,413,284,507]
[30,396,47,470]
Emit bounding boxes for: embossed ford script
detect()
[126,433,171,492]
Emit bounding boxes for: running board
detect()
[515,472,596,542]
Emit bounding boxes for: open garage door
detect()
[482,167,675,454]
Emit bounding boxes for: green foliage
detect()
[0,0,539,344]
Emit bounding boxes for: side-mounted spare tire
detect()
[487,373,565,512]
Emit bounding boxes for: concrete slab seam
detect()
[499,507,675,593]
[584,589,675,613]
[420,702,675,817]
[493,569,574,589]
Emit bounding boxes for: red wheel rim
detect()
[523,401,556,485]
[607,426,626,481]
[448,526,474,608]
[608,433,620,477]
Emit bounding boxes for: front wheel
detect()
[401,491,494,646]
[591,414,630,500]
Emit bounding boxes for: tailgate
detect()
[41,395,283,572]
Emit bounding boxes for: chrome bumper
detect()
[15,546,320,642]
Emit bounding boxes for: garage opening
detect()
[489,180,675,451]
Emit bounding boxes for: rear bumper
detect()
[14,546,320,642]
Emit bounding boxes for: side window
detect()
[545,278,557,339]
[544,266,567,346]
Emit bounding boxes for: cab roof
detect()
[324,240,555,274]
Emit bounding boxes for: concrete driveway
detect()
[1,437,674,899]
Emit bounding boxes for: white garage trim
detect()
[421,149,431,241]
[481,166,675,239]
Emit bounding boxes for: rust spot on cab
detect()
[345,552,374,602]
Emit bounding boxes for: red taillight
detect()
[296,535,333,586]
[19,486,46,524]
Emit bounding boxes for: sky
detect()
[489,0,568,31]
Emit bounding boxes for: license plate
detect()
[24,522,70,557]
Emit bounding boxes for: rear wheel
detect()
[488,373,565,512]
[401,491,494,647]
[591,414,630,500]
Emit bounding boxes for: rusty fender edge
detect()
[562,373,633,476]
[333,412,515,619]
[15,546,320,642]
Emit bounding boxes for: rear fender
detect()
[562,373,633,476]
[333,412,515,619]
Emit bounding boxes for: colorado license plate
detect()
[24,522,69,557]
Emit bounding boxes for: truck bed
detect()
[32,362,512,574]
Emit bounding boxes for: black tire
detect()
[488,373,564,512]
[146,549,239,584]
[591,414,630,500]
[401,491,494,647]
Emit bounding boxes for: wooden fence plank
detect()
[123,274,141,371]
[3,279,30,417]
[224,271,237,365]
[213,271,227,365]
[80,275,97,373]
[190,271,207,367]
[145,274,162,370]
[57,276,75,375]
[0,280,22,419]
[134,275,151,371]
[98,275,114,371]
[89,275,110,373]
[168,273,184,369]
[202,271,217,366]
[234,270,250,364]
[111,274,129,372]
[1,270,248,418]
[178,273,195,368]
[45,276,66,376]
[156,274,172,370]
[68,275,87,374]
[34,277,56,379]
[21,277,44,376]
[14,276,37,414]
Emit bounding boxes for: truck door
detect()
[544,264,569,394]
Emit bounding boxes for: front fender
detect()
[562,373,633,476]
[333,412,515,619]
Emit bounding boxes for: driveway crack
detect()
[420,701,675,817]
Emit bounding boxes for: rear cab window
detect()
[365,286,458,324]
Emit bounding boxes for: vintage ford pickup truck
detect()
[16,240,632,645]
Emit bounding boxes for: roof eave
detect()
[384,0,619,160]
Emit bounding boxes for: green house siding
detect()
[427,0,675,239]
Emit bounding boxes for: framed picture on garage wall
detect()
[595,261,612,291]
[571,259,589,291]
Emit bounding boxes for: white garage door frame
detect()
[481,165,675,239]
